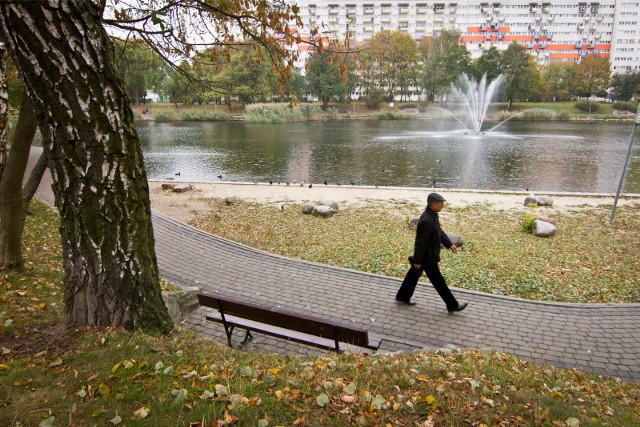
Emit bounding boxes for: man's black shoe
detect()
[448,302,468,313]
[396,299,417,306]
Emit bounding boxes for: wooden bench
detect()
[197,292,381,353]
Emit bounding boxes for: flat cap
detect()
[427,192,446,204]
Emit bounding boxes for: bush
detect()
[574,99,600,113]
[520,208,537,233]
[373,112,415,120]
[152,111,176,122]
[612,101,638,113]
[364,95,381,110]
[244,103,322,123]
[398,102,419,110]
[180,110,230,121]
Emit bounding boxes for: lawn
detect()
[1,201,639,426]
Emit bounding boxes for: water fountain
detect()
[448,73,504,135]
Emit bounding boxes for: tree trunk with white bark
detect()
[0,0,172,332]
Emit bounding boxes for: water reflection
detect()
[137,120,640,194]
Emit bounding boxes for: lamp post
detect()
[608,102,640,225]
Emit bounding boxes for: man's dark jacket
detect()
[413,206,452,265]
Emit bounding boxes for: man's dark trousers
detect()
[396,263,459,310]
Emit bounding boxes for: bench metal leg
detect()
[240,330,253,346]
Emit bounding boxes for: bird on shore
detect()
[269,180,273,185]
[225,198,234,206]
[175,172,181,176]
[279,204,285,212]
[432,180,437,188]
[308,183,313,188]
[217,174,223,179]
[300,181,305,187]
[286,181,290,186]
[324,180,328,185]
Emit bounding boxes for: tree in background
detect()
[500,42,541,109]
[113,39,164,105]
[305,49,355,109]
[609,71,640,102]
[470,46,503,83]
[573,55,611,99]
[365,31,418,101]
[541,62,577,101]
[420,30,471,102]
[0,0,303,332]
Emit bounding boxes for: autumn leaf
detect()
[109,415,122,425]
[292,413,306,425]
[342,382,356,394]
[316,393,330,407]
[111,363,121,373]
[98,382,112,397]
[132,406,150,419]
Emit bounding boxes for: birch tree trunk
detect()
[0,45,7,181]
[0,90,37,269]
[0,0,172,332]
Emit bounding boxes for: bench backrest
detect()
[197,292,371,347]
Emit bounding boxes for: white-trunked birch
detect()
[0,0,173,332]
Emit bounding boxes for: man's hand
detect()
[450,245,458,254]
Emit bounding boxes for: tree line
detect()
[116,29,639,111]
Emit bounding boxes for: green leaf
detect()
[240,366,253,377]
[316,393,330,407]
[566,418,580,427]
[342,382,356,394]
[258,419,269,427]
[372,394,385,410]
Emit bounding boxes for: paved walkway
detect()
[28,148,640,383]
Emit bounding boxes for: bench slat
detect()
[198,292,374,349]
[205,313,374,352]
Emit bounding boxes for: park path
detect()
[28,148,640,383]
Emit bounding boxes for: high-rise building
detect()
[291,0,640,76]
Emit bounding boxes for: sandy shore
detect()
[149,180,639,223]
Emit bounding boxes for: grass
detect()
[191,199,640,304]
[2,200,639,425]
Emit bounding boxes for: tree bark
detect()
[0,90,37,269]
[0,0,173,333]
[0,45,7,181]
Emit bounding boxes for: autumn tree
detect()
[573,54,611,98]
[113,39,165,105]
[306,49,357,109]
[0,0,303,332]
[365,31,418,101]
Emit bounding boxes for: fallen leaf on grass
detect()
[132,406,150,419]
[316,393,330,407]
[292,413,306,425]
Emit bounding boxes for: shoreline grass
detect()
[1,201,639,425]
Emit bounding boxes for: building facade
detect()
[292,0,640,75]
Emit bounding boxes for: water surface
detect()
[137,120,640,194]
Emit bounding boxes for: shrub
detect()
[180,110,230,121]
[244,103,322,123]
[152,111,176,122]
[398,102,419,110]
[574,99,600,113]
[373,112,415,120]
[364,95,381,110]
[612,101,638,113]
[520,207,537,233]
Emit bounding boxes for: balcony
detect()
[542,7,549,13]
[534,33,540,40]
[381,7,391,14]
[577,25,584,31]
[381,17,391,23]
[480,23,487,31]
[434,16,444,23]
[497,33,504,40]
[364,26,374,32]
[535,16,541,22]
[328,17,339,24]
[526,41,535,49]
[530,7,538,13]
[485,34,492,40]
[329,9,339,15]
[494,8,500,13]
[498,16,505,22]
[589,41,596,49]
[449,15,456,22]
[363,7,374,14]
[575,42,583,49]
[417,8,428,13]
[584,16,590,22]
[539,42,547,49]
[400,8,409,14]
[547,15,554,22]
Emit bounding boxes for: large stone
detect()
[445,232,464,247]
[537,196,554,207]
[162,286,200,325]
[523,196,538,206]
[536,215,556,225]
[312,205,337,218]
[301,202,316,214]
[409,217,419,230]
[161,183,175,190]
[319,199,339,211]
[172,185,193,193]
[532,220,557,237]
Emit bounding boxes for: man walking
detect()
[395,193,468,313]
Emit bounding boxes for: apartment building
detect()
[291,0,640,75]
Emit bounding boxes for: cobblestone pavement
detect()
[29,148,640,383]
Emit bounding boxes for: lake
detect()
[137,119,640,194]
